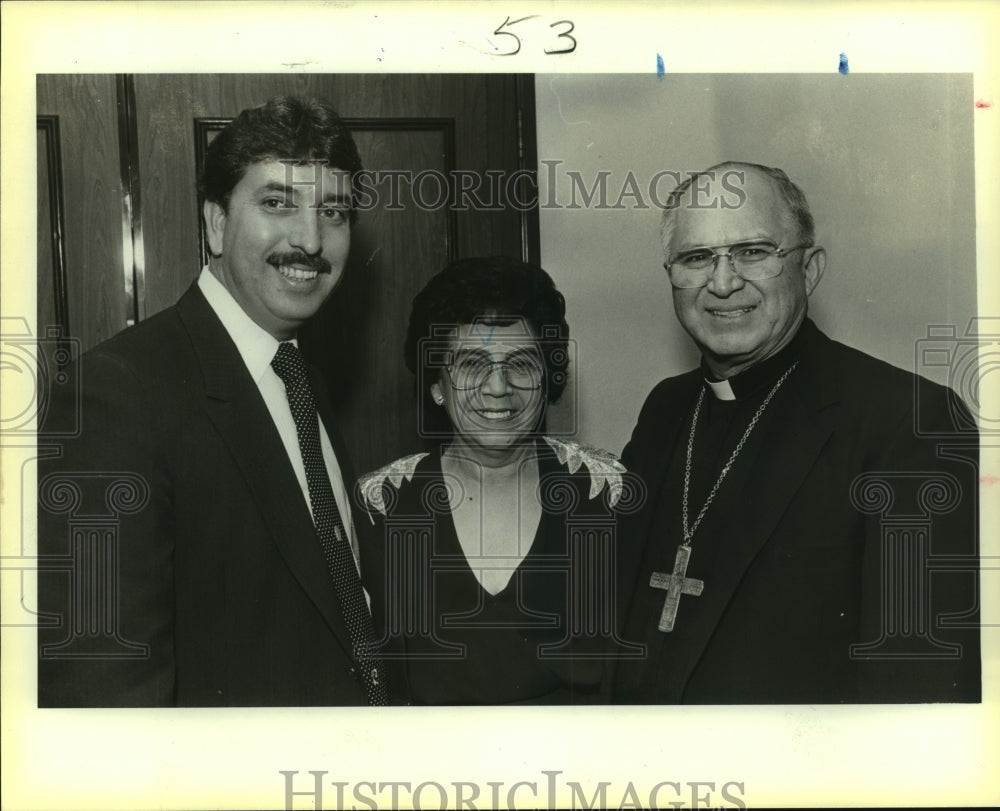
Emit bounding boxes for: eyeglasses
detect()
[664,241,811,289]
[446,350,544,391]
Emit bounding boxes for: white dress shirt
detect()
[197,267,361,569]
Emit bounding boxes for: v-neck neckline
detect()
[432,443,549,600]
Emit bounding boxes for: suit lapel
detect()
[175,284,357,656]
[666,333,841,699]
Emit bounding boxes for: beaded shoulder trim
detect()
[543,436,626,507]
[357,453,430,520]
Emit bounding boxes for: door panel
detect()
[37,74,127,354]
[302,123,453,474]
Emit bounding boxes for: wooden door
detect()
[37,73,538,476]
[37,75,128,356]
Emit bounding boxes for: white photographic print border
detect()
[3,2,998,809]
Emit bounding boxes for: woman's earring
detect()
[433,393,444,405]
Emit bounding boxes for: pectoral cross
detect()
[649,544,704,632]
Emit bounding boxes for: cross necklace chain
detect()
[650,362,799,632]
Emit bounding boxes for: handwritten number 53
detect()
[492,16,577,56]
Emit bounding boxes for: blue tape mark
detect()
[472,323,497,347]
[656,53,665,78]
[453,324,497,426]
[838,53,849,75]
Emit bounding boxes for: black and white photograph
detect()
[3,2,998,809]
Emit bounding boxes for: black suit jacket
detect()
[611,323,980,703]
[37,283,386,706]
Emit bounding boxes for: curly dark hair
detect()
[197,96,363,221]
[405,256,570,435]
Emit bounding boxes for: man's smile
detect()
[706,304,757,318]
[275,264,320,282]
[266,250,333,280]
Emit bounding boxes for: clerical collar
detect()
[705,377,736,401]
[702,318,817,401]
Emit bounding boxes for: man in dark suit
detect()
[37,97,392,706]
[611,161,980,703]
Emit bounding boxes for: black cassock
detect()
[611,320,980,704]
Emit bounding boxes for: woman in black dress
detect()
[358,256,636,704]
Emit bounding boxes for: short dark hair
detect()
[405,256,570,433]
[197,96,363,219]
[660,161,815,254]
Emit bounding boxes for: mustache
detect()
[266,252,332,275]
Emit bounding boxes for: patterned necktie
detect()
[271,341,388,706]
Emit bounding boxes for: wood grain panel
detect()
[36,75,127,352]
[300,126,452,475]
[130,76,206,315]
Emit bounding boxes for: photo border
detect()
[3,2,998,809]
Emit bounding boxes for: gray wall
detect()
[536,74,976,453]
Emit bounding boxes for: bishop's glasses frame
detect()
[663,241,813,289]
